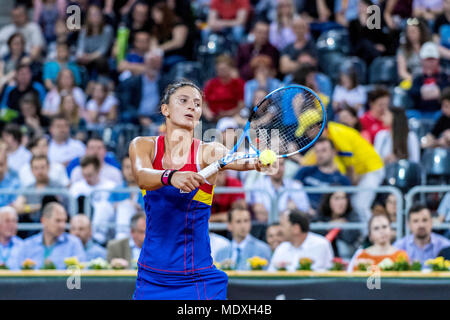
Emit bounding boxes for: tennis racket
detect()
[199,85,327,179]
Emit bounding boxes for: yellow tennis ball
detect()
[259,149,277,166]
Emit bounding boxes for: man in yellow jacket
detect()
[297,110,385,224]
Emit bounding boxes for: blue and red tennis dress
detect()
[133,136,228,300]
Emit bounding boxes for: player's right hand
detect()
[170,171,204,193]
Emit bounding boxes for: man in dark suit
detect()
[116,51,166,126]
[106,212,145,267]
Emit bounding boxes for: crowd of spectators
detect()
[0,0,450,272]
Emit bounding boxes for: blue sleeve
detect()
[43,62,57,82]
[32,82,47,103]
[294,167,309,182]
[105,152,121,169]
[339,174,352,186]
[0,85,13,109]
[72,237,87,263]
[66,158,80,177]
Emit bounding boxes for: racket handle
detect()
[198,161,222,179]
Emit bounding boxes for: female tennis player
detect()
[129,80,269,300]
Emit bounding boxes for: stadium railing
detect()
[404,185,450,236]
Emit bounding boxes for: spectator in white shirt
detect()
[86,81,118,126]
[69,136,122,185]
[42,68,86,117]
[69,155,117,245]
[1,123,32,173]
[268,209,334,271]
[19,135,69,187]
[0,4,45,61]
[48,115,86,166]
[374,107,420,164]
[332,68,367,116]
[249,158,311,219]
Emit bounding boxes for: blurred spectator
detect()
[250,158,311,218]
[397,17,431,82]
[315,191,361,258]
[384,0,414,31]
[69,155,118,245]
[117,50,164,126]
[215,208,272,270]
[203,54,245,121]
[13,93,50,139]
[86,81,119,126]
[244,55,282,108]
[237,20,280,81]
[33,0,67,44]
[408,41,449,119]
[433,0,450,70]
[42,68,86,117]
[58,94,85,130]
[48,116,86,166]
[18,202,86,270]
[268,209,334,271]
[149,2,191,71]
[45,19,73,61]
[412,0,443,22]
[349,0,390,64]
[204,0,251,44]
[359,86,390,144]
[294,138,351,211]
[117,31,150,80]
[268,0,296,51]
[107,212,145,267]
[0,145,20,207]
[439,246,450,259]
[393,204,450,265]
[374,107,420,164]
[279,15,317,75]
[437,193,450,233]
[0,33,28,79]
[210,231,231,262]
[266,222,284,253]
[336,105,371,141]
[0,206,23,270]
[422,86,450,148]
[301,120,385,224]
[70,214,106,261]
[76,4,114,77]
[332,68,367,116]
[0,4,45,62]
[1,123,32,173]
[0,63,46,112]
[292,63,330,108]
[19,135,69,187]
[43,42,82,90]
[373,193,398,223]
[13,155,65,225]
[347,213,408,271]
[124,1,152,45]
[111,155,144,240]
[69,136,122,186]
[335,0,359,27]
[211,171,246,222]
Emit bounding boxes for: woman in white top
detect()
[374,107,420,164]
[86,81,118,125]
[42,68,86,116]
[332,68,367,116]
[269,0,296,51]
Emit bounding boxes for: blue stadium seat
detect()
[197,33,233,82]
[338,56,367,84]
[316,28,351,55]
[392,86,414,109]
[421,148,450,183]
[384,160,423,193]
[368,56,398,86]
[318,51,345,80]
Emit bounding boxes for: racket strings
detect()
[249,86,325,155]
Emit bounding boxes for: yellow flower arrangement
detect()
[297,257,313,271]
[64,257,85,269]
[21,258,36,270]
[425,256,450,271]
[247,256,268,270]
